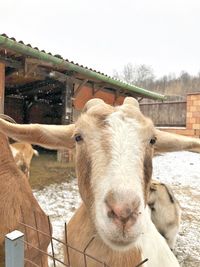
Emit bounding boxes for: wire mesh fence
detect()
[2,210,148,267]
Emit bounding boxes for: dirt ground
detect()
[30,151,75,189]
[32,151,200,267]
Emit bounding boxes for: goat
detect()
[10,142,38,177]
[148,180,181,250]
[0,98,200,266]
[0,132,51,266]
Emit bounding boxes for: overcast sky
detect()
[1,0,200,78]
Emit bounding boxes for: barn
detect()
[0,34,164,123]
[0,34,166,161]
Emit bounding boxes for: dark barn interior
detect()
[0,34,164,127]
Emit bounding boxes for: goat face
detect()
[75,98,156,251]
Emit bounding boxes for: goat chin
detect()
[94,213,145,252]
[67,204,180,267]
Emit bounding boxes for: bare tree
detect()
[113,64,200,97]
[113,63,155,87]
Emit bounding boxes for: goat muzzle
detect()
[105,194,141,229]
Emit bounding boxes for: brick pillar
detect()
[186,93,200,137]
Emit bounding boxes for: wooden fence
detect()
[140,101,187,127]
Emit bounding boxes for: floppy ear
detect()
[0,119,75,150]
[154,129,200,154]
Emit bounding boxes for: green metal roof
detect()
[0,34,165,100]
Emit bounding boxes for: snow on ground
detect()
[34,151,200,267]
[153,152,200,267]
[34,179,81,263]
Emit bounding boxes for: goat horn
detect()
[83,98,105,112]
[123,97,140,109]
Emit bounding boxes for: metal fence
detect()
[4,218,148,267]
[140,101,187,127]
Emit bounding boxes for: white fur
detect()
[89,110,179,266]
[93,111,146,250]
[137,208,179,267]
[10,146,18,158]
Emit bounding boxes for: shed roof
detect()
[0,34,165,101]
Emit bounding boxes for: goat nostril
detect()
[107,210,116,219]
[105,193,141,227]
[106,202,138,226]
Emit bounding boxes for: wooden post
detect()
[57,79,74,163]
[0,63,5,113]
[62,78,73,125]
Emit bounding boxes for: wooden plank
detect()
[62,78,73,124]
[25,58,54,68]
[0,63,5,113]
[140,102,186,127]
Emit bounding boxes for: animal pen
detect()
[1,34,200,267]
[0,34,166,266]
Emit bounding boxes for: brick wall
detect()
[159,93,200,137]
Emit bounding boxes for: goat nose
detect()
[105,195,141,228]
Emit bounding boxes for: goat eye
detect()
[149,137,157,145]
[75,134,83,142]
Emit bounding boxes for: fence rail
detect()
[140,101,187,127]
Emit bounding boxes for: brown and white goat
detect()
[0,98,200,267]
[0,132,50,267]
[10,142,38,177]
[148,180,181,250]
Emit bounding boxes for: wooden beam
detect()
[138,97,144,102]
[49,71,69,82]
[23,65,49,79]
[24,61,38,77]
[74,79,88,97]
[0,63,5,113]
[0,56,22,69]
[93,84,105,95]
[25,58,54,68]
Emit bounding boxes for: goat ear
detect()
[0,119,75,150]
[154,129,200,154]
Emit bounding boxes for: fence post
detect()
[5,230,24,267]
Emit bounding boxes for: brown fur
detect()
[0,133,51,267]
[10,142,38,177]
[143,149,153,204]
[67,204,142,267]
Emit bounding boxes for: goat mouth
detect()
[104,236,138,251]
[109,239,133,247]
[99,228,140,250]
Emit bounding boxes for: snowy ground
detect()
[34,151,200,267]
